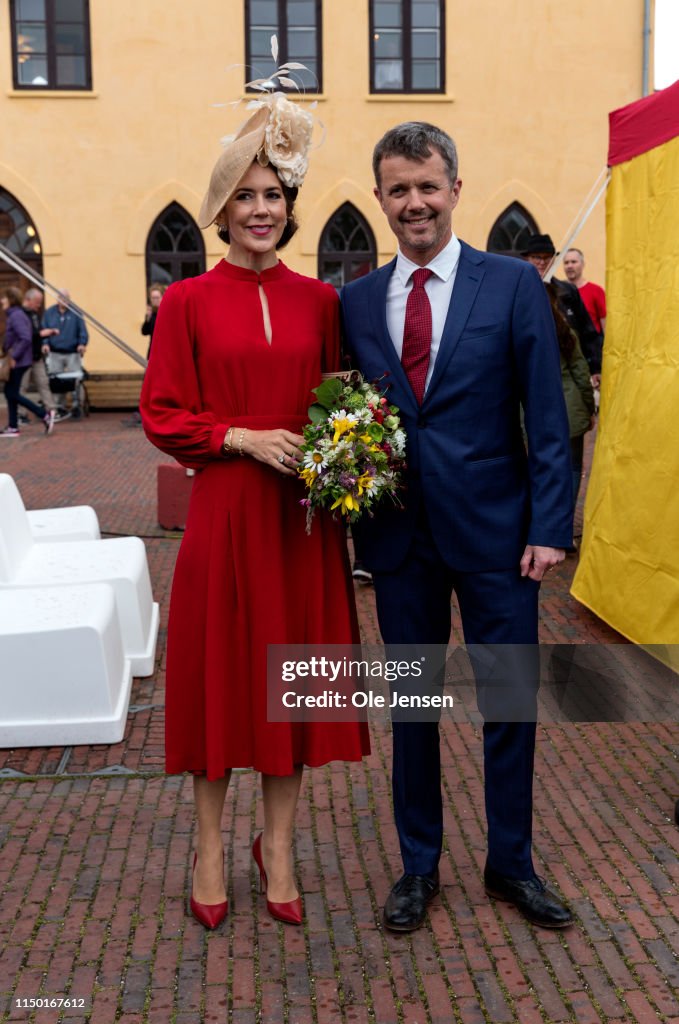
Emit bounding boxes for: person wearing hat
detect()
[141,92,369,930]
[521,234,602,380]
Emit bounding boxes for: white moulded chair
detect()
[0,584,132,747]
[0,475,159,677]
[0,472,101,542]
[28,505,101,543]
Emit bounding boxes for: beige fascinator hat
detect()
[198,46,316,229]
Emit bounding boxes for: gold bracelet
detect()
[238,427,247,456]
[222,426,235,455]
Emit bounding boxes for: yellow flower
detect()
[356,473,374,495]
[331,492,360,514]
[331,415,358,444]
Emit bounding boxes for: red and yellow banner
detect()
[571,80,679,669]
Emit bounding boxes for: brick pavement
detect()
[0,413,677,1023]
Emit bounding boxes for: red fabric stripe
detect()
[608,78,679,166]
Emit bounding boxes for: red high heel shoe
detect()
[252,833,303,925]
[190,851,228,929]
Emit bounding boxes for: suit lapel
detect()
[424,242,485,404]
[368,259,418,412]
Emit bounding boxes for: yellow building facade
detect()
[0,0,649,385]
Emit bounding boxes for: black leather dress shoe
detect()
[484,865,573,929]
[383,871,440,932]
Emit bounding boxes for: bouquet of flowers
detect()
[298,372,406,533]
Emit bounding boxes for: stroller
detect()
[48,367,89,419]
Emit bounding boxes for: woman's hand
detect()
[240,428,305,477]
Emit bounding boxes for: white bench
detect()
[0,474,159,677]
[28,505,101,543]
[0,584,132,747]
[0,472,101,542]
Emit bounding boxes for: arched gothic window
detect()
[145,203,205,290]
[318,203,377,289]
[0,187,43,296]
[487,202,539,257]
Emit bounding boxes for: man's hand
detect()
[520,545,565,581]
[77,345,86,355]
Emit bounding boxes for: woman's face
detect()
[149,289,163,309]
[223,163,287,258]
[0,297,8,311]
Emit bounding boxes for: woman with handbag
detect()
[1,287,53,437]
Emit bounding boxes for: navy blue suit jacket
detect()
[340,241,573,573]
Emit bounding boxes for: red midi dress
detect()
[141,259,370,779]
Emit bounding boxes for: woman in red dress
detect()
[141,100,369,929]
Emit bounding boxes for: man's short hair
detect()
[372,122,458,187]
[24,288,42,302]
[566,247,584,259]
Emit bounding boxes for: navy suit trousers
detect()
[373,515,540,880]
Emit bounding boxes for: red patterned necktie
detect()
[401,267,433,404]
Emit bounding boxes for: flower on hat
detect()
[258,94,313,187]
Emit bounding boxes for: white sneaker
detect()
[44,409,56,435]
[0,427,20,437]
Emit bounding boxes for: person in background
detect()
[1,288,52,436]
[23,288,56,434]
[42,288,88,419]
[545,284,595,520]
[141,283,165,359]
[521,235,602,385]
[563,247,606,399]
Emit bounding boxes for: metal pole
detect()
[642,0,651,97]
[543,169,611,283]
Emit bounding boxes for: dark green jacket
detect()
[561,338,594,437]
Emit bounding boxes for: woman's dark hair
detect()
[545,282,576,358]
[216,172,299,250]
[1,286,23,307]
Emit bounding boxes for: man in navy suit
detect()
[341,123,574,931]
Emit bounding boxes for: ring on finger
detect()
[277,453,286,464]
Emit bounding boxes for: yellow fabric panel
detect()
[571,134,679,672]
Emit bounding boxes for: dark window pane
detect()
[56,54,86,85]
[373,1,402,28]
[250,28,277,56]
[250,0,277,21]
[374,59,403,89]
[294,62,318,89]
[320,261,344,289]
[349,227,371,251]
[412,29,438,59]
[54,0,85,19]
[150,262,173,286]
[177,226,199,252]
[16,23,47,51]
[412,0,439,27]
[287,27,316,58]
[179,260,202,279]
[16,0,45,18]
[350,259,372,280]
[411,60,439,89]
[17,56,49,85]
[152,226,174,252]
[487,203,538,255]
[374,29,401,58]
[55,23,86,54]
[287,1,315,26]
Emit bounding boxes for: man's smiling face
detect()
[374,150,461,266]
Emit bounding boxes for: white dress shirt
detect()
[385,233,462,393]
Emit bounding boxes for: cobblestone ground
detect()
[0,413,677,1023]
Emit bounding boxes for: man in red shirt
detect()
[563,248,606,336]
